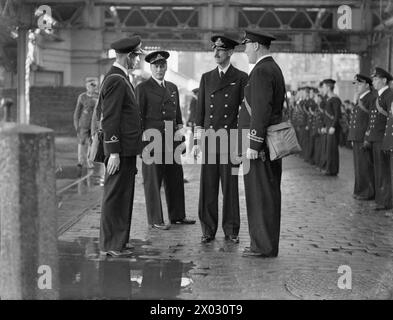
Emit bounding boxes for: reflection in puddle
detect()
[58,238,194,300]
[57,164,105,201]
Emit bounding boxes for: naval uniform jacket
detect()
[238,56,285,152]
[347,91,375,142]
[101,66,142,156]
[381,88,393,150]
[306,99,318,136]
[136,77,183,154]
[365,88,392,143]
[324,96,342,130]
[196,64,248,154]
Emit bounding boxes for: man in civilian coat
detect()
[348,74,376,200]
[238,30,285,257]
[136,51,195,230]
[193,35,248,244]
[321,79,342,176]
[99,36,144,257]
[366,67,393,211]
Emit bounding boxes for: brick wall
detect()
[0,86,85,136]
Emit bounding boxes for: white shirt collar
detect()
[152,76,165,87]
[249,54,272,73]
[378,85,389,97]
[359,90,370,100]
[218,63,231,75]
[113,61,129,77]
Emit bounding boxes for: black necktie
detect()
[220,71,224,79]
[161,81,165,88]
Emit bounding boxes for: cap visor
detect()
[133,48,145,55]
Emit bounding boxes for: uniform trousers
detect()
[303,129,310,160]
[371,141,392,209]
[352,141,374,199]
[319,133,327,169]
[198,153,240,238]
[313,134,321,166]
[142,160,186,225]
[99,156,136,252]
[243,155,282,256]
[326,130,339,175]
[307,134,316,164]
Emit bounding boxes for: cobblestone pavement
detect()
[58,147,393,300]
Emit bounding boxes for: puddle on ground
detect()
[58,237,194,300]
[56,164,105,204]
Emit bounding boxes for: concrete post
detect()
[17,29,29,124]
[0,123,58,299]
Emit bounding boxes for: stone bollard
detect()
[0,123,58,299]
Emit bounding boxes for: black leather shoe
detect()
[201,235,214,243]
[152,223,171,230]
[100,249,133,257]
[373,205,388,211]
[355,195,374,201]
[242,247,276,258]
[225,235,239,243]
[171,218,196,225]
[124,243,134,249]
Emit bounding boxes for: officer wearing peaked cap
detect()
[193,35,248,244]
[98,36,144,257]
[348,74,376,200]
[367,67,393,211]
[136,50,195,230]
[238,29,285,257]
[380,69,393,216]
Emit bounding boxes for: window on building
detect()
[32,71,63,87]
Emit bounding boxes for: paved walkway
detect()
[57,147,393,300]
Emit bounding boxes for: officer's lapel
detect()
[148,77,172,103]
[210,65,238,94]
[162,82,173,104]
[148,77,166,97]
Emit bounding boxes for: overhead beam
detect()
[23,0,378,8]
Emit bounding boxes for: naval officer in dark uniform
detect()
[193,35,248,243]
[321,79,342,176]
[381,70,393,215]
[348,74,375,200]
[238,30,285,257]
[99,36,144,257]
[366,67,393,211]
[136,51,195,230]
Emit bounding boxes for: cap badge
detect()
[215,38,224,47]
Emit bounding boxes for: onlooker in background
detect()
[0,97,13,122]
[73,78,98,168]
[186,88,198,154]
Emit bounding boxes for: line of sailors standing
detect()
[289,67,393,212]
